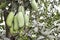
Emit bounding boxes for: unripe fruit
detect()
[17,12,24,27]
[30,0,38,11]
[10,24,18,35]
[18,5,25,14]
[10,25,14,35]
[25,14,29,26]
[6,11,14,27]
[14,14,18,31]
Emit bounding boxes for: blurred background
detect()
[0,0,60,40]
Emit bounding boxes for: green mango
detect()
[10,24,18,35]
[6,11,14,27]
[14,14,18,31]
[25,14,29,26]
[18,5,25,14]
[10,25,14,35]
[31,0,38,11]
[17,12,24,27]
